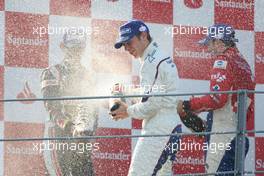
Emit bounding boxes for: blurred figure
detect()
[177,24,255,175]
[41,29,98,176]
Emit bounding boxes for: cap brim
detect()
[114,36,131,49]
[114,42,123,49]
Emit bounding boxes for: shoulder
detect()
[153,43,174,71]
[159,57,177,76]
[145,42,170,64]
[158,57,174,68]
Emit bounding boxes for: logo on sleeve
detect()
[212,84,220,91]
[211,73,226,82]
[145,49,157,63]
[213,60,227,69]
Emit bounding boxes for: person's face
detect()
[207,39,226,56]
[123,33,148,58]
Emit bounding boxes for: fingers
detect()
[109,110,126,121]
[177,100,187,117]
[113,99,122,104]
[108,101,128,121]
[112,115,122,121]
[109,111,121,120]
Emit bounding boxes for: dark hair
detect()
[136,32,152,42]
[212,38,236,48]
[221,40,236,47]
[212,31,236,47]
[221,31,236,47]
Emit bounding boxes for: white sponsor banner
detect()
[255,0,264,32]
[245,137,255,173]
[0,11,4,65]
[177,78,209,95]
[255,84,264,137]
[173,0,214,27]
[5,0,50,14]
[91,0,132,20]
[0,122,3,176]
[131,129,141,152]
[235,30,255,74]
[4,67,48,123]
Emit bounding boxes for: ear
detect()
[140,32,147,40]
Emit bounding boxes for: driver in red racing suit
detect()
[177,24,255,175]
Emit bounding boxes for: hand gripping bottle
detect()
[109,83,126,114]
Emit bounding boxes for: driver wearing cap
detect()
[111,19,183,176]
[177,24,255,175]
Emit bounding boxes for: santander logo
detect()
[16,81,36,104]
[184,0,203,9]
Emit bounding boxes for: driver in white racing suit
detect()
[110,19,183,176]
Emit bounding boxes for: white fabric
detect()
[127,40,182,176]
[206,97,236,173]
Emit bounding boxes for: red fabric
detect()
[190,47,255,122]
